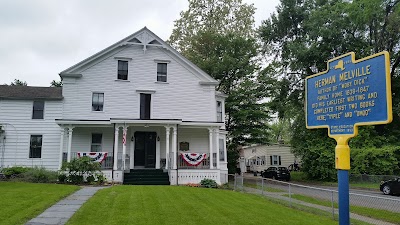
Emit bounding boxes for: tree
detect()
[259,0,400,180]
[170,0,271,173]
[10,79,27,86]
[50,80,62,87]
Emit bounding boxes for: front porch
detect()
[57,119,228,184]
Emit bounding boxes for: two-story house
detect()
[0,27,228,185]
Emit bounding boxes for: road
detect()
[239,175,400,213]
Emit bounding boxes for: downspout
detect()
[112,123,115,182]
[176,124,179,185]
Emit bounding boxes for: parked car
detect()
[380,177,400,195]
[261,166,290,181]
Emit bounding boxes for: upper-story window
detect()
[92,93,104,111]
[217,101,223,122]
[157,63,167,82]
[32,101,44,119]
[118,60,128,80]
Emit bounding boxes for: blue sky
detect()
[0,0,279,86]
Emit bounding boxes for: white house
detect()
[239,144,297,173]
[0,27,228,185]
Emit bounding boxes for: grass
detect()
[0,182,80,225]
[284,194,400,224]
[67,186,340,225]
[244,182,284,192]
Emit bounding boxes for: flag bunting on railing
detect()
[77,152,108,163]
[181,153,207,166]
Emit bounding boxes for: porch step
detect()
[123,169,170,185]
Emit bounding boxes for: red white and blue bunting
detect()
[181,153,207,166]
[77,152,108,163]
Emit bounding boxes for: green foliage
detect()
[10,79,27,86]
[50,80,62,87]
[351,146,399,175]
[1,166,30,177]
[18,167,58,183]
[61,156,103,184]
[200,178,218,188]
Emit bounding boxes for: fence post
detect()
[241,173,244,190]
[261,178,264,195]
[289,183,292,207]
[331,190,335,220]
[234,174,237,191]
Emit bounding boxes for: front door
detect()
[134,132,156,168]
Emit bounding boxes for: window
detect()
[32,101,44,119]
[92,93,104,111]
[217,101,223,122]
[29,135,42,158]
[118,60,128,80]
[270,155,281,165]
[157,63,167,82]
[140,93,151,119]
[91,133,102,152]
[219,138,225,161]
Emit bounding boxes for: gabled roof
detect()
[59,27,218,85]
[0,85,63,100]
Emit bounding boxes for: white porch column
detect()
[156,134,161,169]
[113,126,120,170]
[216,129,220,169]
[58,127,65,170]
[224,136,227,163]
[67,126,74,162]
[165,126,170,169]
[208,128,214,169]
[130,132,134,169]
[172,125,177,170]
[122,126,128,170]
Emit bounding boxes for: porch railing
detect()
[177,155,210,169]
[62,152,114,169]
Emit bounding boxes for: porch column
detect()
[224,136,227,163]
[58,127,65,170]
[208,128,214,169]
[165,126,170,169]
[216,129,220,169]
[67,126,74,162]
[172,125,177,170]
[122,126,128,170]
[130,132,134,169]
[113,126,120,170]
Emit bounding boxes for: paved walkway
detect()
[26,186,108,225]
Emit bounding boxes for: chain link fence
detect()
[228,173,400,225]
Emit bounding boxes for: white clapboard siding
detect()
[62,46,215,121]
[0,100,63,170]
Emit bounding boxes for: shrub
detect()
[58,173,67,183]
[1,166,31,178]
[200,178,218,188]
[19,167,58,183]
[95,173,106,184]
[61,156,104,185]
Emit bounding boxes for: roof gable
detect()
[60,27,218,85]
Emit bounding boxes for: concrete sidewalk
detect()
[26,186,108,225]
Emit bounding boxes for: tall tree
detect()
[170,0,271,173]
[10,79,27,86]
[259,0,400,180]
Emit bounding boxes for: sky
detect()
[0,0,280,86]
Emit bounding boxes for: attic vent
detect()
[128,38,142,43]
[148,40,162,45]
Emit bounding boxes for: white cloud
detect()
[0,0,279,86]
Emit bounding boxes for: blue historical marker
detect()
[305,51,392,225]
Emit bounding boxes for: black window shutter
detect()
[279,156,282,165]
[270,156,272,165]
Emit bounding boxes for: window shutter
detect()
[279,156,282,165]
[270,156,272,165]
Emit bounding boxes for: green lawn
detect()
[244,182,284,192]
[67,186,339,225]
[284,194,400,224]
[0,182,80,225]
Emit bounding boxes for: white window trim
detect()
[28,134,43,159]
[91,92,105,112]
[114,57,132,61]
[154,59,171,63]
[90,133,103,152]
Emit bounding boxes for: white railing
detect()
[177,156,210,169]
[62,152,114,169]
[173,170,221,185]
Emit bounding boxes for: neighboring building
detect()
[0,27,228,184]
[239,144,297,173]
